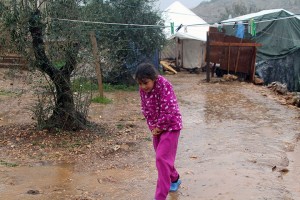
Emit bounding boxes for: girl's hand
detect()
[152,127,162,136]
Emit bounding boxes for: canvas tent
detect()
[160,1,209,69]
[221,9,300,91]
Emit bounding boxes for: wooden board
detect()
[160,61,177,74]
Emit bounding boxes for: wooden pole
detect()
[206,31,210,82]
[250,47,257,82]
[235,39,242,73]
[227,46,231,74]
[181,39,184,68]
[90,31,104,98]
[175,38,179,67]
[235,48,241,73]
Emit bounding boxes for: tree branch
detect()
[29,9,58,80]
[62,42,79,76]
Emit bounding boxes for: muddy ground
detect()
[0,68,299,200]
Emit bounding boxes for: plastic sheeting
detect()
[222,9,300,60]
[256,50,300,91]
[222,9,300,91]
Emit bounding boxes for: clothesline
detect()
[51,14,300,28]
[49,16,300,42]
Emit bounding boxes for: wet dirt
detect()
[0,68,299,200]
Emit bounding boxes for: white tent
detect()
[221,9,298,24]
[163,1,209,41]
[161,1,209,69]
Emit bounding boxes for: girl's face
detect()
[138,78,155,93]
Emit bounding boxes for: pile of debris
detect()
[267,81,288,95]
[267,81,300,107]
[222,74,238,81]
[253,76,264,85]
[284,93,300,107]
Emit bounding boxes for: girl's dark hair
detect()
[135,63,159,81]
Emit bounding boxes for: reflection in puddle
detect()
[0,163,155,200]
[0,164,76,200]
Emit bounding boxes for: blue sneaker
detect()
[169,179,181,192]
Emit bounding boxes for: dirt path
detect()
[174,74,300,200]
[0,69,299,200]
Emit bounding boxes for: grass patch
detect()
[56,139,83,148]
[53,60,66,69]
[0,90,15,96]
[91,96,112,104]
[72,78,138,93]
[104,83,138,92]
[31,141,38,146]
[70,141,82,148]
[0,160,18,167]
[116,124,124,129]
[72,78,98,92]
[57,140,68,148]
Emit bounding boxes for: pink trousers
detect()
[153,130,180,200]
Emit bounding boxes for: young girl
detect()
[135,63,182,200]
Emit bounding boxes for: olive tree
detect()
[0,0,165,131]
[82,0,166,85]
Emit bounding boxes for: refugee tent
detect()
[160,1,209,69]
[221,9,300,91]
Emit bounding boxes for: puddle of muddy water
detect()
[0,163,156,200]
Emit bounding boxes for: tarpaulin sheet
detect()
[222,9,300,91]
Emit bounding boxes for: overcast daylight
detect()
[156,0,207,10]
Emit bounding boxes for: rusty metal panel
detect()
[220,36,255,74]
[208,27,225,63]
[207,28,258,81]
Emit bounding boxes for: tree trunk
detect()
[47,72,86,130]
[29,9,86,131]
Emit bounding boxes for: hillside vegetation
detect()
[192,0,300,23]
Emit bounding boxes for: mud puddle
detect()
[0,163,156,200]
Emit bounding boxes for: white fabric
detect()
[222,9,297,24]
[182,39,206,68]
[163,1,209,41]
